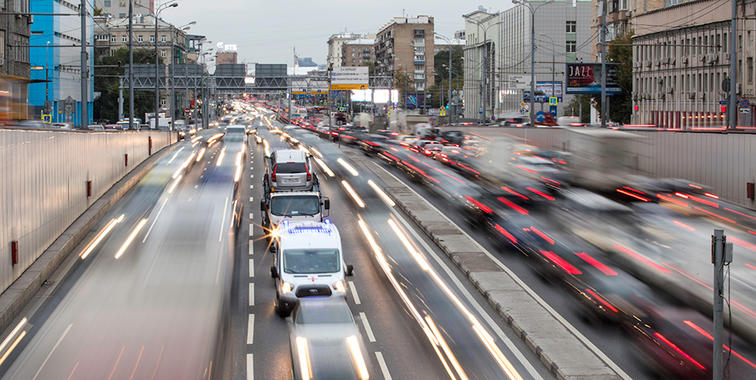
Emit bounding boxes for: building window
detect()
[748,57,753,84]
[121,35,127,42]
[161,50,166,57]
[566,41,576,53]
[119,13,125,18]
[620,0,628,10]
[137,35,143,42]
[111,35,116,42]
[120,0,126,6]
[104,0,111,6]
[566,21,576,33]
[161,35,167,43]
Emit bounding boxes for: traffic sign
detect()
[549,97,558,106]
[535,111,546,122]
[508,74,530,90]
[740,99,750,109]
[719,100,728,105]
[549,105,558,116]
[440,109,446,116]
[63,96,75,114]
[479,108,483,114]
[330,67,369,90]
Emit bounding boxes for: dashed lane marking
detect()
[247,314,254,344]
[348,281,361,305]
[375,352,392,380]
[246,354,254,380]
[249,283,255,306]
[359,312,376,342]
[249,259,254,278]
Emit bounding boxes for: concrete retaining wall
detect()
[494,128,756,209]
[0,129,173,293]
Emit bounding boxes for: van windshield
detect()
[283,249,340,274]
[270,195,319,216]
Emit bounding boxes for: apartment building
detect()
[463,2,592,120]
[327,33,361,69]
[341,39,374,67]
[96,0,154,18]
[94,15,187,64]
[216,51,238,65]
[632,0,756,129]
[374,15,435,97]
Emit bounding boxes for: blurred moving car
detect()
[288,299,371,380]
[87,124,105,131]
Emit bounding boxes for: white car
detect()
[270,220,353,317]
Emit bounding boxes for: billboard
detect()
[291,77,329,94]
[330,66,369,90]
[536,81,563,100]
[565,63,621,95]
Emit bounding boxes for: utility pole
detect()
[712,229,732,380]
[481,39,487,124]
[154,13,160,129]
[169,29,175,130]
[80,0,88,128]
[728,0,737,130]
[327,70,333,126]
[118,76,124,120]
[448,43,452,123]
[600,0,607,128]
[128,0,134,129]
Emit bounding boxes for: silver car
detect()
[265,149,316,192]
[288,299,372,380]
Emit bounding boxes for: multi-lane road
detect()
[2,106,755,380]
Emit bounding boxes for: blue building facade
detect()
[29,0,94,125]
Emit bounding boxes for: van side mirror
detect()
[260,200,266,211]
[345,264,354,276]
[323,199,330,210]
[270,266,279,278]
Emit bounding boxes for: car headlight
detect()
[333,279,346,293]
[281,281,293,294]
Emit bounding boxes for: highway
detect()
[3,103,755,380]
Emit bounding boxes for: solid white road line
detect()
[218,197,229,242]
[348,281,361,305]
[142,199,168,243]
[246,354,254,380]
[249,224,254,237]
[249,259,254,278]
[379,164,629,379]
[32,324,73,380]
[375,352,392,380]
[247,314,254,344]
[358,312,376,342]
[249,283,255,306]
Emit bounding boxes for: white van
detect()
[270,220,353,317]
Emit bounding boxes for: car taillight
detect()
[305,163,311,181]
[271,165,277,182]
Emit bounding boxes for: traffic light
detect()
[445,105,449,109]
[721,105,727,113]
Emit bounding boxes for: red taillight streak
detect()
[657,193,689,207]
[725,207,756,221]
[622,186,646,195]
[497,197,529,215]
[614,244,671,273]
[704,192,720,199]
[746,263,756,271]
[456,162,480,174]
[688,183,703,189]
[672,220,696,231]
[688,194,719,208]
[731,300,756,320]
[539,250,582,275]
[465,196,492,214]
[527,187,555,201]
[729,236,756,252]
[429,165,466,185]
[501,186,529,200]
[617,189,650,202]
[518,166,537,174]
[382,152,399,162]
[575,252,618,276]
[653,332,706,371]
[494,224,517,244]
[401,161,440,184]
[749,230,756,236]
[541,176,562,186]
[683,320,756,369]
[694,207,736,224]
[530,226,555,244]
[584,288,618,312]
[469,132,493,141]
[675,192,690,199]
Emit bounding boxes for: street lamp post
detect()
[513,0,554,127]
[170,22,195,129]
[154,2,178,130]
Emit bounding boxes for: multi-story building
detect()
[463,2,592,120]
[92,15,188,111]
[632,0,756,129]
[433,37,464,54]
[96,0,154,18]
[216,51,238,65]
[374,15,435,98]
[341,39,374,67]
[0,0,32,120]
[327,33,361,69]
[29,0,93,124]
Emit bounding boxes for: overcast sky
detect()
[165,1,512,66]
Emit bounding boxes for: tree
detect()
[93,48,158,123]
[433,46,463,105]
[592,32,633,124]
[394,69,413,108]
